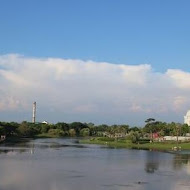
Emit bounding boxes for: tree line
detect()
[0,119,189,139]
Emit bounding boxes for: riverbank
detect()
[3,135,190,151]
[80,137,190,151]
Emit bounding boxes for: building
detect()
[184,110,190,126]
[42,121,48,124]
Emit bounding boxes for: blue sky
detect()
[0,0,190,125]
[0,0,190,72]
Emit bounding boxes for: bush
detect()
[48,129,64,136]
[69,129,76,136]
[80,128,90,136]
[128,131,140,143]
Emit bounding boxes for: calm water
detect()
[0,138,190,190]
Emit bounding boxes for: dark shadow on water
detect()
[0,148,28,154]
[145,151,160,173]
[102,184,134,187]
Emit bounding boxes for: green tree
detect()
[80,128,90,136]
[48,129,64,136]
[69,129,76,136]
[69,122,88,136]
[17,121,34,137]
[41,124,50,133]
[181,124,189,136]
[128,131,140,143]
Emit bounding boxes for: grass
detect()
[80,137,190,151]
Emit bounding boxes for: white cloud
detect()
[0,54,189,125]
[166,69,190,89]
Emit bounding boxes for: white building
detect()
[42,121,48,124]
[184,110,190,126]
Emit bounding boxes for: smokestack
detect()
[32,102,36,123]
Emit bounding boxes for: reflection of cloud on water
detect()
[2,138,190,190]
[172,179,190,190]
[0,160,53,190]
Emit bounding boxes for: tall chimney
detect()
[32,102,36,123]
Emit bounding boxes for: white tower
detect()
[32,102,36,123]
[184,110,190,126]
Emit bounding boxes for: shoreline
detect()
[2,136,190,152]
[80,138,190,151]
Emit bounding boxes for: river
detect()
[0,138,190,190]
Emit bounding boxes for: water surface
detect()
[0,138,190,190]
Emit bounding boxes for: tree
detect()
[181,124,189,136]
[144,118,158,141]
[17,121,34,137]
[69,122,88,136]
[128,131,140,143]
[55,122,69,131]
[80,128,90,136]
[69,129,76,136]
[0,126,5,135]
[41,124,50,133]
[48,129,64,136]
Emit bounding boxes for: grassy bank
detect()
[80,137,190,151]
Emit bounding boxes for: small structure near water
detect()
[0,135,6,141]
[42,121,49,124]
[161,136,190,142]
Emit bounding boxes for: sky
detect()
[0,0,190,126]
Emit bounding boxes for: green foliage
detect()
[17,122,34,137]
[48,129,65,137]
[0,119,189,143]
[69,129,76,136]
[0,126,5,135]
[181,124,189,136]
[80,128,90,136]
[128,131,140,143]
[55,122,69,131]
[69,122,88,136]
[129,127,140,132]
[96,137,115,141]
[41,124,50,133]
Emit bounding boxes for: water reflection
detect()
[1,138,190,190]
[173,153,190,170]
[145,151,159,173]
[0,139,87,156]
[0,148,28,155]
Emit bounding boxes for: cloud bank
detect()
[0,54,189,125]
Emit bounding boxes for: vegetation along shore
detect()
[1,118,190,151]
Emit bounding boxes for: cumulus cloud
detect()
[0,54,189,125]
[166,69,190,89]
